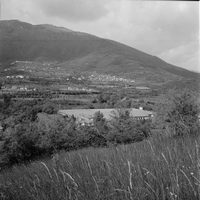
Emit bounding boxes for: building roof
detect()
[58,108,154,120]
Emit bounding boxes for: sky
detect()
[1,0,199,72]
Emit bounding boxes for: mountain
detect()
[0,20,199,86]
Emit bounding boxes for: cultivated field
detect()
[0,135,199,200]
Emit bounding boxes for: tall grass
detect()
[0,135,199,200]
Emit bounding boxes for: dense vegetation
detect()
[0,94,152,168]
[0,89,199,199]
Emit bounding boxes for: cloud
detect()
[71,1,198,55]
[158,40,199,72]
[32,0,111,22]
[116,1,199,54]
[88,1,199,71]
[2,0,43,24]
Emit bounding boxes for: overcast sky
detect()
[1,0,199,72]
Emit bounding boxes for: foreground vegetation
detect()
[0,88,199,199]
[0,135,199,200]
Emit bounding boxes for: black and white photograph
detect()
[0,0,199,199]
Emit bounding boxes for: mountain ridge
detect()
[0,20,199,83]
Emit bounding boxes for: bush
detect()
[93,111,110,135]
[0,117,79,168]
[0,122,44,168]
[108,108,147,143]
[35,116,78,152]
[156,89,199,137]
[78,126,107,148]
[42,101,58,114]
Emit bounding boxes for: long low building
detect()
[58,108,154,123]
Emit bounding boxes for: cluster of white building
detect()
[89,74,135,83]
[6,75,28,79]
[1,85,36,92]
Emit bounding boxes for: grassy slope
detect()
[0,135,199,200]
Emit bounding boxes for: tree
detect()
[2,94,12,116]
[108,108,145,143]
[156,89,199,137]
[42,100,58,114]
[93,111,109,135]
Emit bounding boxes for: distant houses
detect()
[1,85,36,92]
[136,86,150,90]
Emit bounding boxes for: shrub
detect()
[42,101,58,114]
[93,111,110,136]
[35,116,78,152]
[78,125,107,148]
[0,117,79,168]
[108,108,146,143]
[0,122,44,168]
[156,89,199,137]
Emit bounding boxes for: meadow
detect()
[0,134,199,200]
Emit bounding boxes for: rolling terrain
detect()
[0,20,199,87]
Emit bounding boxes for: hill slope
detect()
[0,20,199,85]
